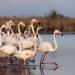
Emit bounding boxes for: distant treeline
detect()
[0,9,75,33]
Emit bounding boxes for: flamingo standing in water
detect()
[0,25,17,66]
[38,29,63,67]
[13,35,37,65]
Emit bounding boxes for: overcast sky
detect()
[0,0,75,17]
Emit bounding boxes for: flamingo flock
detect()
[0,18,63,70]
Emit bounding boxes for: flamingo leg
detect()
[9,56,13,65]
[40,53,59,70]
[41,52,47,64]
[40,54,43,68]
[40,68,45,75]
[40,52,47,67]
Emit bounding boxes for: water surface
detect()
[0,34,75,75]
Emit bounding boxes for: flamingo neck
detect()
[31,20,34,25]
[7,30,10,36]
[9,24,14,34]
[53,33,57,51]
[27,26,30,37]
[32,25,35,34]
[17,35,22,51]
[30,20,35,34]
[36,29,42,43]
[0,29,2,47]
[18,24,21,35]
[29,25,35,34]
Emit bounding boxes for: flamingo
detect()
[13,36,37,65]
[0,44,17,55]
[0,31,17,59]
[38,29,63,67]
[0,41,17,66]
[0,28,17,63]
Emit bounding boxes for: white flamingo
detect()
[14,36,37,64]
[38,29,63,67]
[0,43,17,65]
[0,25,16,64]
[0,44,17,55]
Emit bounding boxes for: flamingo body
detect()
[0,44,16,55]
[14,49,36,61]
[21,40,34,49]
[38,42,55,53]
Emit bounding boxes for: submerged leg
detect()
[41,52,47,64]
[40,67,45,75]
[40,52,59,70]
[40,52,47,68]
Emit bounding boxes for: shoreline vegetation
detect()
[0,9,75,34]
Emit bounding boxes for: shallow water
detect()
[0,34,75,75]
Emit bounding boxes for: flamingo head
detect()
[9,20,13,23]
[54,29,63,36]
[8,20,15,26]
[31,18,39,23]
[37,26,43,30]
[18,21,25,27]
